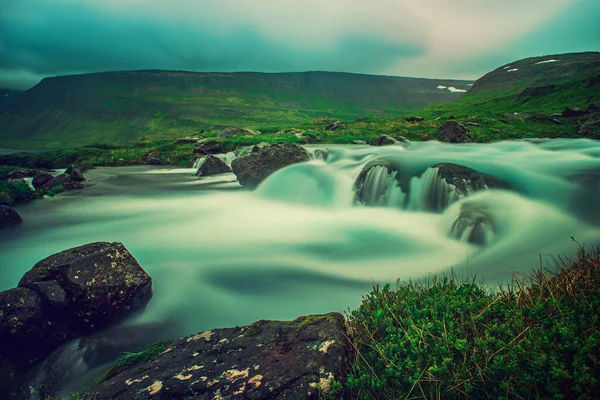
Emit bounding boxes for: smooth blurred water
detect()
[2,139,600,342]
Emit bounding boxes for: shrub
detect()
[345,243,600,399]
[0,180,40,206]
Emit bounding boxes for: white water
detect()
[1,140,600,390]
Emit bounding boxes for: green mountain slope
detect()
[0,71,471,148]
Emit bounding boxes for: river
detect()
[1,139,600,396]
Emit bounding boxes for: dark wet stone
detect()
[32,172,54,190]
[435,163,510,195]
[87,313,351,400]
[369,135,398,146]
[188,141,225,167]
[65,166,86,182]
[0,205,22,228]
[195,155,232,177]
[39,173,84,194]
[232,143,309,189]
[438,121,472,143]
[19,242,152,335]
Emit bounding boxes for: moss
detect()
[100,339,175,383]
[296,314,332,331]
[242,320,266,337]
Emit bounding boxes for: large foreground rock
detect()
[438,121,472,143]
[87,313,351,400]
[195,155,232,177]
[0,205,22,228]
[232,143,310,188]
[0,242,152,396]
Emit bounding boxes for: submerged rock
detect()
[87,313,351,400]
[195,155,232,177]
[232,143,310,188]
[438,121,472,143]
[435,163,510,196]
[0,205,22,228]
[450,202,497,246]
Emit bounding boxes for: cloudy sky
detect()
[1,0,599,89]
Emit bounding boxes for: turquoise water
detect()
[2,140,600,341]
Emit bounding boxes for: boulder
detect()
[65,165,86,182]
[450,202,496,246]
[438,121,473,143]
[325,120,346,131]
[87,313,351,400]
[40,173,84,194]
[435,163,510,196]
[562,107,585,118]
[232,143,310,188]
[195,155,232,177]
[252,142,271,153]
[0,205,22,228]
[218,127,260,138]
[19,242,152,335]
[4,169,37,180]
[32,171,54,190]
[405,116,425,123]
[0,242,152,397]
[579,117,600,139]
[369,135,398,146]
[188,140,225,168]
[144,153,162,165]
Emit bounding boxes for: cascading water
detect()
[1,139,600,399]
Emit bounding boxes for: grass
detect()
[0,178,40,206]
[99,339,175,384]
[342,241,600,399]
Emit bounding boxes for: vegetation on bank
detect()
[342,242,600,399]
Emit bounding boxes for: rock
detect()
[32,171,54,190]
[188,140,225,168]
[405,116,425,123]
[218,127,260,138]
[232,143,310,189]
[369,135,398,146]
[434,163,510,196]
[4,169,37,180]
[195,155,232,177]
[65,166,86,182]
[351,140,367,145]
[40,173,84,194]
[325,120,346,131]
[19,242,152,335]
[518,85,555,98]
[450,202,496,246]
[579,117,600,139]
[87,313,351,400]
[438,121,473,143]
[252,142,271,153]
[144,153,162,165]
[0,205,22,228]
[562,106,585,118]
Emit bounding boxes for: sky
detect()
[1,0,599,89]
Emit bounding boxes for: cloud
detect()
[0,0,597,88]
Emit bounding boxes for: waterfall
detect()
[405,167,461,212]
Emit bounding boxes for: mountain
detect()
[0,71,471,148]
[421,52,600,117]
[0,89,24,114]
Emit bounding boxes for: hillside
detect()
[0,89,24,114]
[0,71,471,148]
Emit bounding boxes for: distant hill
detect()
[0,89,24,114]
[0,71,471,148]
[420,52,600,118]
